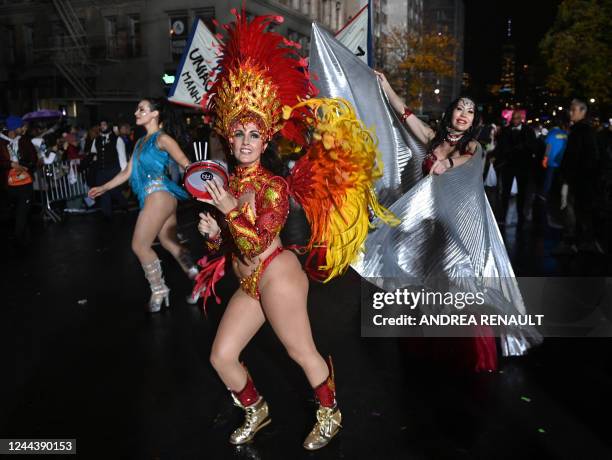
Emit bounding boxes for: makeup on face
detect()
[452,99,475,130]
[230,122,267,165]
[134,101,154,125]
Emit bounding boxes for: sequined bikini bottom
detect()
[234,247,284,300]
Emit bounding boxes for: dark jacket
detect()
[560,120,599,184]
[92,132,121,170]
[597,129,612,171]
[495,124,537,168]
[0,135,38,190]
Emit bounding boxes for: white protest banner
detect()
[168,18,221,109]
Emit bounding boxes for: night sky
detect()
[464,0,562,88]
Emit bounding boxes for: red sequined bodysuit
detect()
[196,163,290,302]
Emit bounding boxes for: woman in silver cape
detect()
[306,23,542,368]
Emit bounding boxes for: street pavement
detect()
[1,201,611,459]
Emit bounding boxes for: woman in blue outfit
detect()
[89,99,198,312]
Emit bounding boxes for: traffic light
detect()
[162,73,176,85]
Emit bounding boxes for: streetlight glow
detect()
[589,98,596,103]
[434,88,440,95]
[558,106,563,111]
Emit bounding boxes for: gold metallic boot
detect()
[142,259,170,313]
[303,357,342,450]
[229,368,271,445]
[230,395,271,445]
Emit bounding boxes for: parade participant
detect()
[88,99,199,312]
[374,72,481,183]
[359,71,542,371]
[191,10,396,449]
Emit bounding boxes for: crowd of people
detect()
[2,97,610,258]
[476,98,611,255]
[0,112,221,247]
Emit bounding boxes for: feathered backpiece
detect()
[205,8,316,145]
[285,98,400,282]
[201,10,397,288]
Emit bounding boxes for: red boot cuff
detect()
[314,356,336,408]
[233,373,260,407]
[314,378,336,407]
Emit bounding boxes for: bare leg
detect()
[259,252,342,450]
[259,251,328,387]
[158,209,188,261]
[210,288,266,391]
[131,192,177,264]
[212,289,270,446]
[158,209,199,280]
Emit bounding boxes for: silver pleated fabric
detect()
[308,23,542,356]
[309,23,426,206]
[352,151,542,355]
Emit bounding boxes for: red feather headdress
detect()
[205,9,316,144]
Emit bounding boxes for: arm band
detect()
[400,107,413,123]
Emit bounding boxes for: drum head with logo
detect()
[184,160,229,200]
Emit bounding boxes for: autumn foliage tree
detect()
[540,0,611,104]
[380,27,457,110]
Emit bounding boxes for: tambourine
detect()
[184,160,229,200]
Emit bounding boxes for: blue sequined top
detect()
[129,131,189,208]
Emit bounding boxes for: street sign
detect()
[335,1,372,67]
[168,18,221,109]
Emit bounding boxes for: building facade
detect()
[499,19,516,98]
[273,0,359,31]
[385,0,422,31]
[1,0,444,123]
[0,0,318,124]
[422,0,464,116]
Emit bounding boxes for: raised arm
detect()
[374,71,435,146]
[156,133,191,171]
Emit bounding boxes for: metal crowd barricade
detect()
[36,160,89,222]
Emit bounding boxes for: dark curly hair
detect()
[427,96,482,156]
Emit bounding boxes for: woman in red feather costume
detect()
[192,11,341,450]
[191,9,397,448]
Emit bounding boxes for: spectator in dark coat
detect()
[554,98,602,254]
[495,110,538,227]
